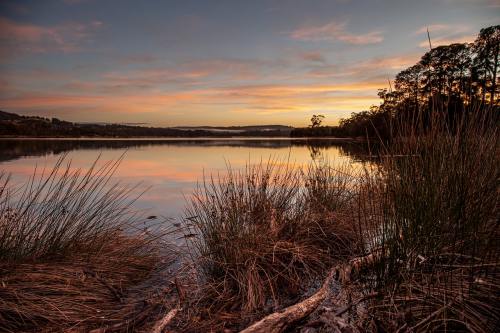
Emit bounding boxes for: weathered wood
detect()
[239,270,335,333]
[240,250,382,333]
[151,308,180,333]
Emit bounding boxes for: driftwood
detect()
[151,308,180,333]
[240,269,335,333]
[240,250,382,333]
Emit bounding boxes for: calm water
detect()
[0,138,369,221]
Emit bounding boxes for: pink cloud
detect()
[290,20,383,45]
[0,17,102,54]
[300,52,327,63]
[415,24,475,48]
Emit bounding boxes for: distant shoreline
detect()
[0,136,363,141]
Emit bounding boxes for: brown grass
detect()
[0,232,178,333]
[355,109,500,332]
[0,156,179,332]
[182,161,360,330]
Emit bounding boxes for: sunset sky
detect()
[0,0,498,127]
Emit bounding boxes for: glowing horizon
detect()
[0,0,497,127]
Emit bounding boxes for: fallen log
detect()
[240,269,335,333]
[240,249,382,333]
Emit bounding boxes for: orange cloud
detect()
[418,35,476,48]
[300,52,327,63]
[290,20,383,45]
[0,79,384,126]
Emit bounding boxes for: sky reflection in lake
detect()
[0,139,369,221]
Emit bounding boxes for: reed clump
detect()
[0,157,176,332]
[358,109,500,332]
[184,160,360,328]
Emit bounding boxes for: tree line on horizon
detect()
[292,24,499,139]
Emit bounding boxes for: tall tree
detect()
[473,25,500,104]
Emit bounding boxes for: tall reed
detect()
[0,156,174,332]
[359,107,499,332]
[0,155,143,262]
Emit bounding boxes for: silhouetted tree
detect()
[334,25,499,140]
[474,25,500,105]
[310,114,325,128]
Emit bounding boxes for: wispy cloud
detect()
[303,52,420,79]
[418,35,476,48]
[300,52,327,64]
[290,20,383,45]
[415,23,475,48]
[0,80,383,124]
[0,17,102,55]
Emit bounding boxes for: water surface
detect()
[0,138,369,221]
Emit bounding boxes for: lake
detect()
[0,138,370,221]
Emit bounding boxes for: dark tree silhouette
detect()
[474,25,500,104]
[310,114,325,128]
[332,25,499,140]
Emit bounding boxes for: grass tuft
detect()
[184,160,359,320]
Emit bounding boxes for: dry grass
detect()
[182,160,360,330]
[0,233,177,333]
[0,156,178,332]
[357,108,500,332]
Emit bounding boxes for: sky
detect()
[0,0,498,127]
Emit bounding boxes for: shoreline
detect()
[0,136,363,141]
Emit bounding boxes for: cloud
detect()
[304,52,421,79]
[415,23,475,48]
[418,35,476,48]
[117,54,158,65]
[0,80,383,123]
[0,17,102,55]
[300,52,327,63]
[415,24,454,35]
[290,20,383,45]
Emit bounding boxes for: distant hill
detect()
[0,110,293,138]
[0,110,23,120]
[174,125,292,133]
